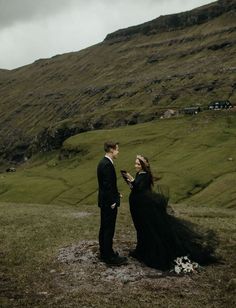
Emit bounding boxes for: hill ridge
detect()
[104,0,236,42]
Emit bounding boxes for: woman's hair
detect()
[137,156,154,187]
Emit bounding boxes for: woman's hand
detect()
[125,172,134,182]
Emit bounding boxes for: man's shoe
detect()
[111,250,119,257]
[128,249,137,257]
[129,249,142,260]
[99,251,118,260]
[103,254,128,266]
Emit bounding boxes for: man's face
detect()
[111,145,119,159]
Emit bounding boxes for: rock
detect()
[228,157,233,161]
[38,291,48,296]
[147,54,161,64]
[50,269,56,273]
[82,86,108,97]
[34,124,87,153]
[152,95,161,105]
[208,41,233,51]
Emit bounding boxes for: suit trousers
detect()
[99,206,117,258]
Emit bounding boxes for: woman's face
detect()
[135,159,142,172]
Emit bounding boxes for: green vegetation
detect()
[0,2,235,305]
[0,201,99,307]
[0,200,235,307]
[0,4,235,160]
[0,110,235,307]
[0,111,235,208]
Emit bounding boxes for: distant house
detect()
[208,100,233,110]
[182,106,201,115]
[161,109,177,118]
[6,167,16,172]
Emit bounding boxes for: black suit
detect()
[97,156,120,258]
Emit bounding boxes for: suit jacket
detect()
[97,157,120,208]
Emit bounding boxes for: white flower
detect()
[174,265,181,274]
[186,263,193,270]
[183,256,190,262]
[173,256,199,274]
[175,257,182,265]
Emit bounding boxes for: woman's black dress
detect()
[129,172,218,271]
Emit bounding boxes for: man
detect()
[97,141,127,265]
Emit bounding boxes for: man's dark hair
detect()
[104,141,119,153]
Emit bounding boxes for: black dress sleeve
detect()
[131,173,151,193]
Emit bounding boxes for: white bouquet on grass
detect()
[173,256,199,274]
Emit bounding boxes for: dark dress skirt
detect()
[129,172,218,271]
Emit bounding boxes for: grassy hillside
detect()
[0,111,236,307]
[0,0,235,162]
[1,2,236,306]
[0,111,235,208]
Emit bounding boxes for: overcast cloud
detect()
[0,0,212,69]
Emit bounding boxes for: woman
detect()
[124,155,219,271]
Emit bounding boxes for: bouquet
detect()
[173,256,199,274]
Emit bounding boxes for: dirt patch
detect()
[55,240,199,295]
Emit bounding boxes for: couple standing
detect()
[97,141,219,269]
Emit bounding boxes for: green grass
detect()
[0,112,236,307]
[0,201,100,307]
[0,111,235,208]
[1,5,235,305]
[0,201,235,307]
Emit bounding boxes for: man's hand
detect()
[111,203,116,209]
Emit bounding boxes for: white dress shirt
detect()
[104,154,116,208]
[105,154,113,164]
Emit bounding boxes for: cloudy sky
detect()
[0,0,213,70]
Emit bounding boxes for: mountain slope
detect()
[0,0,235,163]
[105,0,236,40]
